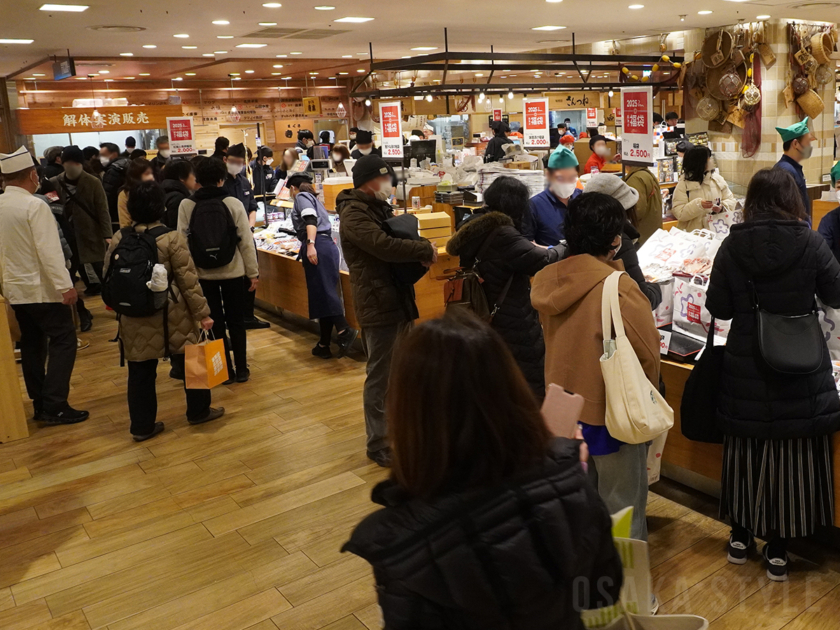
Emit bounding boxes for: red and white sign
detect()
[620,87,654,166]
[165,116,196,155]
[492,109,503,122]
[586,107,598,128]
[523,98,550,148]
[614,106,623,127]
[379,101,404,159]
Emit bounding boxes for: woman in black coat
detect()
[707,168,840,582]
[343,313,623,629]
[447,176,561,398]
[483,120,512,163]
[160,160,196,229]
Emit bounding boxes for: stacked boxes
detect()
[417,212,452,248]
[322,179,354,210]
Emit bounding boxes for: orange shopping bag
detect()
[184,331,229,390]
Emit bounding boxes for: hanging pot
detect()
[797,89,825,119]
[810,32,834,65]
[697,96,721,121]
[702,30,733,68]
[815,64,833,86]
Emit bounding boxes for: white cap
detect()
[0,146,34,175]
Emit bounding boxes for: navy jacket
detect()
[223,171,257,216]
[774,155,811,219]
[818,206,840,261]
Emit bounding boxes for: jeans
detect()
[127,354,211,435]
[362,321,411,453]
[12,303,77,413]
[589,442,650,541]
[199,277,247,374]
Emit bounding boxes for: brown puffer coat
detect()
[104,222,210,362]
[336,189,435,328]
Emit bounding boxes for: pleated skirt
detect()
[719,435,834,538]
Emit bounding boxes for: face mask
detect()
[227,162,243,176]
[331,153,342,163]
[100,156,111,167]
[305,140,315,148]
[64,164,83,180]
[31,173,41,193]
[595,145,611,157]
[550,181,577,199]
[374,182,393,202]
[799,144,813,160]
[350,134,357,140]
[358,147,372,156]
[265,158,274,166]
[158,149,171,159]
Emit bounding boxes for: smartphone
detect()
[541,383,585,438]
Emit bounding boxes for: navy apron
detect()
[301,232,344,320]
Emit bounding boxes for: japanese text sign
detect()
[379,101,404,159]
[492,109,502,122]
[523,98,549,148]
[620,87,654,166]
[166,117,196,155]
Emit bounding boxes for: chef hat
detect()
[0,146,35,175]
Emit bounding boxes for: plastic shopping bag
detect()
[647,432,667,485]
[672,275,730,341]
[185,332,229,390]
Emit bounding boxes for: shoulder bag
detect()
[600,271,674,444]
[680,316,725,443]
[751,281,824,374]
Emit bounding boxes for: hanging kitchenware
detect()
[707,60,747,100]
[797,89,825,119]
[815,64,833,86]
[792,75,810,96]
[702,30,733,68]
[696,96,721,121]
[810,31,834,65]
[742,53,762,110]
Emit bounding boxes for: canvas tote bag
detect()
[600,271,674,444]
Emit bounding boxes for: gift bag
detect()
[185,332,229,390]
[705,208,743,237]
[817,298,840,361]
[647,431,668,485]
[653,278,674,327]
[672,275,730,341]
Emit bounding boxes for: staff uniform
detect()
[774,155,811,219]
[523,188,582,246]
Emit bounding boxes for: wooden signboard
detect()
[302,96,322,116]
[16,105,185,135]
[545,92,602,110]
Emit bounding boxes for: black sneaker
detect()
[235,367,251,383]
[133,422,165,442]
[41,407,89,426]
[367,447,392,468]
[727,530,755,565]
[312,344,333,359]
[244,317,270,330]
[336,328,359,358]
[188,407,225,426]
[79,309,93,332]
[763,545,789,582]
[169,366,185,381]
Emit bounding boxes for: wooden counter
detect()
[0,296,28,443]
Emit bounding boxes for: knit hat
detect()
[355,129,373,145]
[584,173,639,211]
[559,133,575,147]
[353,154,391,188]
[831,161,840,186]
[547,146,579,170]
[61,145,85,164]
[776,117,810,143]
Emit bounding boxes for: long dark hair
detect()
[387,311,551,499]
[483,175,530,232]
[122,158,153,193]
[744,168,807,222]
[565,192,626,257]
[682,146,712,184]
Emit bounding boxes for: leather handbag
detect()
[600,271,674,444]
[751,282,824,375]
[680,317,725,444]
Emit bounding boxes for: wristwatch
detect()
[307,239,316,245]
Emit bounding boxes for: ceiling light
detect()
[310,72,318,75]
[271,72,283,75]
[203,53,215,57]
[229,72,240,76]
[532,26,566,31]
[99,70,109,74]
[182,45,197,49]
[143,44,156,48]
[217,35,234,39]
[39,4,88,11]
[0,39,34,44]
[214,50,228,54]
[233,77,241,81]
[120,52,133,56]
[546,0,562,2]
[282,76,292,79]
[508,91,514,99]
[475,73,484,77]
[341,55,353,58]
[628,4,644,8]
[259,22,277,26]
[698,10,712,14]
[364,98,371,106]
[245,70,255,73]
[334,17,374,23]
[174,33,189,38]
[338,71,349,75]
[173,77,183,81]
[608,90,614,97]
[212,20,229,25]
[290,51,303,55]
[314,5,335,9]
[411,47,438,51]
[426,94,433,102]
[273,64,284,68]
[478,92,485,101]
[357,69,365,72]
[125,76,135,79]
[328,76,335,79]
[32,73,46,77]
[756,14,771,19]
[237,43,267,48]
[185,72,196,76]
[262,2,282,7]
[139,73,150,76]
[498,95,504,103]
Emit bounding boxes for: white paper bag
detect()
[705,208,744,237]
[653,278,674,327]
[672,275,730,341]
[647,432,668,485]
[817,298,840,361]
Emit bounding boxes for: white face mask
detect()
[350,134,357,140]
[265,158,274,166]
[305,140,315,148]
[227,162,243,176]
[331,152,342,163]
[100,156,111,167]
[158,149,171,159]
[374,182,393,202]
[550,181,577,199]
[358,147,372,156]
[64,163,83,180]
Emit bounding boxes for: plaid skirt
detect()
[720,435,834,538]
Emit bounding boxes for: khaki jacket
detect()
[104,223,210,362]
[531,255,660,428]
[624,167,663,245]
[671,172,736,232]
[50,170,113,264]
[337,189,435,328]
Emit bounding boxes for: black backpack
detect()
[187,196,240,269]
[103,225,172,318]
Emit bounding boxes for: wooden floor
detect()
[2,297,840,630]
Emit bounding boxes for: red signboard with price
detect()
[492,109,502,122]
[166,116,196,155]
[379,101,404,159]
[523,98,549,148]
[620,87,653,166]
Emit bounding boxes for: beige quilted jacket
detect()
[104,223,211,362]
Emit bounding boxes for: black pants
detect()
[127,354,210,436]
[319,315,350,346]
[199,277,247,373]
[243,276,256,320]
[12,303,77,414]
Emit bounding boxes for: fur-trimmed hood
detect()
[446,211,513,258]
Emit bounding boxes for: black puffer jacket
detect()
[343,438,623,630]
[101,157,129,224]
[615,223,662,310]
[161,179,191,229]
[707,219,840,439]
[447,212,560,398]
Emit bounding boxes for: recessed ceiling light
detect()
[143,44,157,48]
[174,33,189,38]
[357,69,365,72]
[314,5,335,9]
[245,70,255,73]
[272,64,284,68]
[39,4,88,11]
[99,70,109,74]
[75,76,86,79]
[282,76,292,79]
[756,14,771,19]
[532,25,566,30]
[271,72,283,75]
[202,53,215,57]
[309,72,318,75]
[182,45,197,49]
[125,76,135,79]
[401,55,411,59]
[262,2,282,7]
[185,72,196,76]
[173,77,183,81]
[328,76,335,79]
[698,10,712,14]
[356,52,367,55]
[338,71,349,75]
[628,4,644,8]
[290,51,302,55]
[139,73,150,76]
[0,39,34,44]
[214,50,228,54]
[217,35,234,39]
[212,20,229,25]
[120,52,133,56]
[334,16,374,23]
[341,54,353,58]
[475,73,484,77]
[259,22,277,26]
[32,73,46,77]
[237,43,267,48]
[229,72,240,76]
[411,47,438,51]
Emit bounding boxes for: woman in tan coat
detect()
[105,181,224,441]
[671,146,736,232]
[532,191,660,543]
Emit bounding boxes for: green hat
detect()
[547,146,579,170]
[775,117,810,143]
[831,161,840,186]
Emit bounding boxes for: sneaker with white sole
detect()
[763,545,789,582]
[727,530,755,565]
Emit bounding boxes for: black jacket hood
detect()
[725,219,812,278]
[446,211,513,258]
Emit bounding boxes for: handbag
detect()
[600,271,674,445]
[381,213,429,286]
[751,281,824,375]
[680,317,725,444]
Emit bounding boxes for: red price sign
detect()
[525,102,546,128]
[622,91,649,135]
[168,119,192,141]
[378,101,404,159]
[493,109,502,122]
[523,98,549,148]
[381,104,400,139]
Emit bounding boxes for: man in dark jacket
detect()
[251,146,278,199]
[160,159,196,229]
[817,162,840,260]
[774,117,813,220]
[121,136,136,158]
[296,129,315,155]
[337,155,437,466]
[42,146,64,180]
[99,142,129,230]
[150,135,171,182]
[350,129,381,160]
[211,136,229,161]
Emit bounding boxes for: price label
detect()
[620,87,654,166]
[379,101,404,159]
[523,98,549,148]
[659,330,672,356]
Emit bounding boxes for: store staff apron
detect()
[301,233,344,320]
